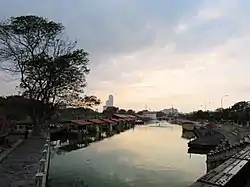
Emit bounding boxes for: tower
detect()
[108,95,114,106]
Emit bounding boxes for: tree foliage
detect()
[118,109,126,114]
[55,107,101,121]
[137,110,148,115]
[102,106,119,117]
[0,15,100,129]
[184,101,250,125]
[156,111,166,117]
[127,109,135,115]
[70,95,101,108]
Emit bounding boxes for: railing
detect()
[35,134,51,187]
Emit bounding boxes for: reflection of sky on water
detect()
[49,123,205,187]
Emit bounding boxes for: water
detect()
[49,123,206,187]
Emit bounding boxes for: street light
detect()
[205,101,211,111]
[221,95,228,108]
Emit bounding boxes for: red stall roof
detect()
[101,118,116,124]
[87,119,104,124]
[125,118,132,121]
[110,118,120,122]
[71,119,93,126]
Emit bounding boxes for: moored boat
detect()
[135,119,144,125]
[182,122,195,131]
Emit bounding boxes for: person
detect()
[24,127,29,139]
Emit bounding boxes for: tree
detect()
[156,111,165,118]
[182,101,250,126]
[137,110,148,115]
[103,106,119,117]
[0,95,32,121]
[70,95,101,108]
[0,15,99,132]
[127,109,135,115]
[118,109,126,114]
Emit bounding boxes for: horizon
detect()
[1,0,250,112]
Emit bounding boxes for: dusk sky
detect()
[0,0,250,112]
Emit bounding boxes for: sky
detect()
[0,0,250,112]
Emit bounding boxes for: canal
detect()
[49,123,206,187]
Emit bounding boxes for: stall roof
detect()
[113,114,137,119]
[71,119,93,126]
[113,114,127,118]
[110,118,121,122]
[126,115,137,119]
[124,118,132,121]
[101,118,116,124]
[87,118,104,124]
[13,120,33,125]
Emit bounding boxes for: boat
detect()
[181,131,195,140]
[182,122,195,131]
[135,119,144,125]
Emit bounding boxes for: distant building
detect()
[143,111,157,120]
[103,95,114,111]
[162,108,178,116]
[107,95,113,106]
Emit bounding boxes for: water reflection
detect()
[181,131,195,140]
[49,123,206,187]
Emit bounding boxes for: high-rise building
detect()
[103,95,114,111]
[107,95,113,106]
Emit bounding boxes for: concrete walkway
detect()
[0,136,45,187]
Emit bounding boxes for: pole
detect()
[221,95,228,108]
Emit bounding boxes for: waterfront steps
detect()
[207,138,250,165]
[190,146,250,187]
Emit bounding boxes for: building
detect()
[162,108,178,116]
[103,95,114,110]
[142,111,157,120]
[107,95,113,106]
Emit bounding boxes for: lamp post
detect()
[200,105,203,110]
[205,101,211,111]
[221,95,228,108]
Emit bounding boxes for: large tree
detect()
[103,106,119,117]
[0,15,99,132]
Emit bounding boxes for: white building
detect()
[162,108,178,116]
[103,95,114,110]
[106,95,113,106]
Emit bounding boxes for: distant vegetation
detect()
[184,101,250,125]
[102,106,136,118]
[0,95,100,122]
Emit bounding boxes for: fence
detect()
[35,134,51,187]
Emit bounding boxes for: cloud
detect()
[0,0,250,112]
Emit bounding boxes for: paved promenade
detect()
[0,136,45,187]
